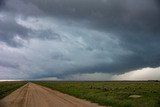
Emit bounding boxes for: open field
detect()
[0,81,160,107]
[35,81,160,107]
[0,81,26,99]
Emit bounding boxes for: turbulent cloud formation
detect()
[0,0,160,80]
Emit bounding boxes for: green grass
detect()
[0,81,26,99]
[35,81,160,107]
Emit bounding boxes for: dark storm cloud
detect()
[0,19,30,47]
[0,0,160,80]
[33,29,62,41]
[25,0,160,31]
[0,60,19,68]
[29,0,160,76]
[0,0,4,7]
[0,17,61,47]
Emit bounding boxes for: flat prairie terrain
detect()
[0,81,160,107]
[0,83,103,107]
[36,81,160,107]
[0,81,26,99]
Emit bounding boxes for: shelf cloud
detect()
[0,0,160,80]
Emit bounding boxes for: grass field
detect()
[35,81,160,107]
[0,81,26,99]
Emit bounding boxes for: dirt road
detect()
[0,83,103,107]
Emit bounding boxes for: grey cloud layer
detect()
[26,0,160,32]
[0,0,160,80]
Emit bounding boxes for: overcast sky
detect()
[0,0,160,80]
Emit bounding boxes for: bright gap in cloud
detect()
[113,67,160,80]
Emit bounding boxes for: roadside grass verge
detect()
[0,81,26,99]
[35,81,160,107]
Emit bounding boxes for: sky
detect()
[0,0,160,80]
